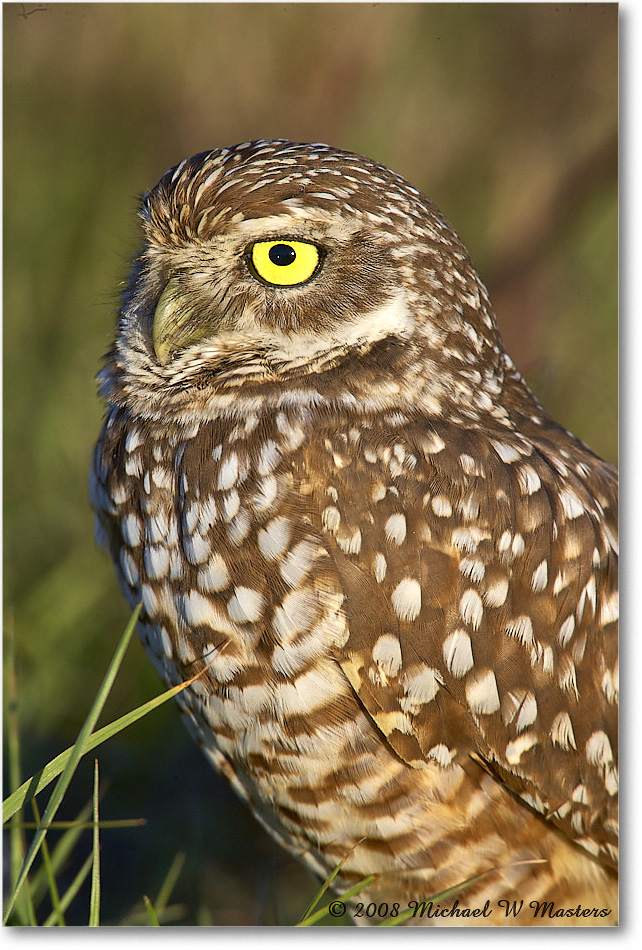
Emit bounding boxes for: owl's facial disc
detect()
[153,237,326,365]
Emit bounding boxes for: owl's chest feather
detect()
[92,407,356,746]
[94,407,464,860]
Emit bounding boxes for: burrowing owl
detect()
[91,140,618,925]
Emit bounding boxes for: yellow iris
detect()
[250,240,320,286]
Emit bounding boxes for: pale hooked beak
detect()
[152,277,217,365]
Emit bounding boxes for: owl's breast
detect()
[91,404,362,742]
[91,405,468,872]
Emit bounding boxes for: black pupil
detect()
[269,244,296,267]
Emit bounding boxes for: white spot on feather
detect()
[517,465,541,495]
[421,432,446,455]
[179,590,217,626]
[257,439,281,476]
[221,490,240,521]
[372,634,402,677]
[125,428,143,453]
[258,516,292,561]
[385,513,407,546]
[484,577,508,607]
[553,570,570,595]
[227,509,251,545]
[491,440,521,463]
[197,496,218,532]
[459,589,483,630]
[391,578,422,621]
[322,506,341,533]
[427,744,456,767]
[119,548,139,587]
[459,558,485,583]
[278,667,343,716]
[442,630,474,677]
[572,784,589,805]
[184,502,199,534]
[459,453,483,476]
[272,588,319,643]
[558,615,575,647]
[371,481,386,503]
[601,663,618,704]
[558,656,579,698]
[531,560,548,593]
[452,526,487,553]
[144,545,170,580]
[515,692,538,732]
[252,475,278,511]
[605,766,618,796]
[280,539,318,587]
[151,467,173,490]
[121,514,142,547]
[577,576,597,621]
[431,495,452,517]
[146,511,169,544]
[337,527,362,554]
[276,415,306,451]
[551,711,577,750]
[227,586,265,623]
[197,554,230,592]
[217,453,239,490]
[559,487,584,520]
[373,552,387,582]
[465,669,500,714]
[504,615,534,646]
[586,730,613,767]
[400,666,442,713]
[498,531,511,553]
[183,532,211,564]
[506,733,538,764]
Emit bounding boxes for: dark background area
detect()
[3,2,617,926]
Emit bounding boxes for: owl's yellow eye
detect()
[249,240,320,287]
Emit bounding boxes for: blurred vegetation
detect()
[3,2,617,926]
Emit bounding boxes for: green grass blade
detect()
[299,868,340,922]
[2,604,141,923]
[298,839,365,923]
[143,896,160,926]
[18,818,145,830]
[296,875,375,927]
[4,649,202,824]
[30,797,64,925]
[122,902,187,926]
[42,854,93,927]
[89,760,100,926]
[4,615,37,927]
[28,802,91,908]
[154,852,186,915]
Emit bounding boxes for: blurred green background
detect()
[3,2,617,926]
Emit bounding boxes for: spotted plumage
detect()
[91,140,618,924]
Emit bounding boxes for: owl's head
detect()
[103,140,507,423]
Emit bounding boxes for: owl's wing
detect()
[297,416,618,869]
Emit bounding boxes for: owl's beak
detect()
[152,278,210,365]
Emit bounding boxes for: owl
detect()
[91,140,618,926]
